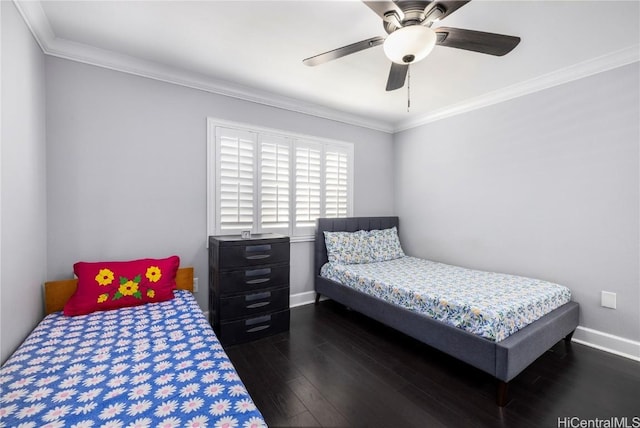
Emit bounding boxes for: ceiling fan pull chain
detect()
[407,64,411,112]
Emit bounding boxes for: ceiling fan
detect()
[303,1,521,92]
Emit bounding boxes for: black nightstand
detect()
[208,234,290,345]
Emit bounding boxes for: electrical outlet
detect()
[193,278,199,293]
[601,291,616,309]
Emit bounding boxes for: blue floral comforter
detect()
[321,257,571,342]
[0,290,266,428]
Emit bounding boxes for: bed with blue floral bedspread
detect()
[321,256,571,342]
[314,216,579,406]
[0,290,266,428]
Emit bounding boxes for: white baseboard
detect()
[572,326,640,362]
[290,291,323,308]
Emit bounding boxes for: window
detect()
[208,119,353,241]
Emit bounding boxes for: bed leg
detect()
[497,381,509,407]
[315,293,321,305]
[564,330,575,342]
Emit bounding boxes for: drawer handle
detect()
[246,254,270,260]
[246,291,271,308]
[246,325,270,333]
[246,245,271,253]
[245,245,272,260]
[246,291,271,301]
[245,268,271,284]
[245,315,271,326]
[246,302,270,309]
[246,268,271,277]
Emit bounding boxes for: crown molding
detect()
[12,0,53,53]
[394,45,640,132]
[13,1,395,134]
[14,1,640,136]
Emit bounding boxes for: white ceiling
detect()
[17,0,640,132]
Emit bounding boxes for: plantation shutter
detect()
[325,148,349,218]
[294,143,322,234]
[216,127,256,232]
[208,119,353,240]
[260,135,290,232]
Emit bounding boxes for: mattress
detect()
[321,256,571,341]
[0,290,266,428]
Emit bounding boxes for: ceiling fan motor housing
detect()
[383,0,442,34]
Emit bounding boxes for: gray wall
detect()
[1,1,48,363]
[45,57,395,310]
[395,63,640,341]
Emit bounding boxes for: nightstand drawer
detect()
[219,309,290,345]
[218,241,289,269]
[219,286,289,320]
[218,264,289,294]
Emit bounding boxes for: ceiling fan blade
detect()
[303,36,384,66]
[362,1,404,21]
[435,27,521,56]
[424,1,471,22]
[386,63,408,91]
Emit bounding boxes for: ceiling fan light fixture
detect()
[383,25,437,64]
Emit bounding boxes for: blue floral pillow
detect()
[324,227,405,264]
[324,230,374,264]
[367,227,405,262]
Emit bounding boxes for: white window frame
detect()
[207,118,354,243]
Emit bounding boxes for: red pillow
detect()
[63,255,180,316]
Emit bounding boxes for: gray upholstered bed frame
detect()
[314,216,579,406]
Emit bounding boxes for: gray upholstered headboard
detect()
[314,216,400,276]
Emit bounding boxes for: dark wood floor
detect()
[225,301,640,428]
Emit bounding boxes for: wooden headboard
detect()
[43,267,194,315]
